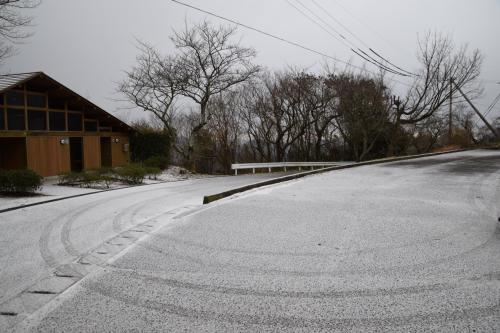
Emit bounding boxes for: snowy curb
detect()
[0,179,188,214]
[0,186,130,214]
[202,148,476,204]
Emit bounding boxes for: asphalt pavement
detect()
[0,172,293,331]
[3,150,500,332]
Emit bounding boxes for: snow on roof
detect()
[0,71,132,130]
[0,72,41,93]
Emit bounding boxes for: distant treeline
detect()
[120,21,494,173]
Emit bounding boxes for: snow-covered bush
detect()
[144,167,162,180]
[0,169,43,195]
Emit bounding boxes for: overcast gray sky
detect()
[4,0,500,124]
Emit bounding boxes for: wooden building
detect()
[0,72,132,177]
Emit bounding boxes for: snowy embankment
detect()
[0,166,208,211]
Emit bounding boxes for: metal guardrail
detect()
[205,149,476,204]
[231,162,352,175]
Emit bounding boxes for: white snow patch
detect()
[0,166,214,211]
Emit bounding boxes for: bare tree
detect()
[206,91,243,173]
[450,103,477,146]
[240,82,275,162]
[399,32,482,125]
[0,0,40,62]
[172,21,260,134]
[243,71,311,162]
[240,70,339,162]
[411,115,447,153]
[118,41,179,136]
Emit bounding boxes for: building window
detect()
[28,110,47,130]
[0,109,4,129]
[6,91,24,106]
[7,108,25,130]
[49,111,66,131]
[27,94,46,108]
[48,99,65,110]
[84,120,98,132]
[68,113,82,131]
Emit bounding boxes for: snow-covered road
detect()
[4,150,500,332]
[0,172,294,329]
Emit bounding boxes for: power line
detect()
[367,48,416,76]
[286,0,408,76]
[287,0,412,77]
[309,0,416,77]
[311,0,370,50]
[285,0,349,49]
[485,91,500,117]
[481,79,500,85]
[170,0,414,87]
[329,0,414,60]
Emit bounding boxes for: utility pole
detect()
[388,95,402,157]
[448,77,453,143]
[452,79,500,139]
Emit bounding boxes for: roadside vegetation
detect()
[0,169,43,195]
[58,164,163,189]
[120,21,498,174]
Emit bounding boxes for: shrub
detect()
[58,171,83,186]
[59,167,117,188]
[144,167,162,180]
[95,167,114,188]
[144,155,169,170]
[0,169,43,194]
[114,164,147,184]
[80,170,101,188]
[130,127,171,163]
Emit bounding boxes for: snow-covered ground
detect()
[0,177,97,211]
[0,171,297,332]
[2,150,500,332]
[11,149,499,332]
[0,166,213,211]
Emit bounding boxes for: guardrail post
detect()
[268,167,271,173]
[252,168,255,174]
[235,169,238,176]
[284,166,287,172]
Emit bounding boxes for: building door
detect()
[69,137,83,172]
[100,137,112,168]
[0,137,27,170]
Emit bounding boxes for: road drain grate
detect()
[0,311,17,316]
[28,290,57,295]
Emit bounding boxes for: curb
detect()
[0,177,193,214]
[202,148,476,204]
[0,186,128,214]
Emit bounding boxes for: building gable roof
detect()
[0,71,132,132]
[0,72,40,92]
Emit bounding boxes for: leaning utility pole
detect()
[452,79,500,139]
[448,77,453,143]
